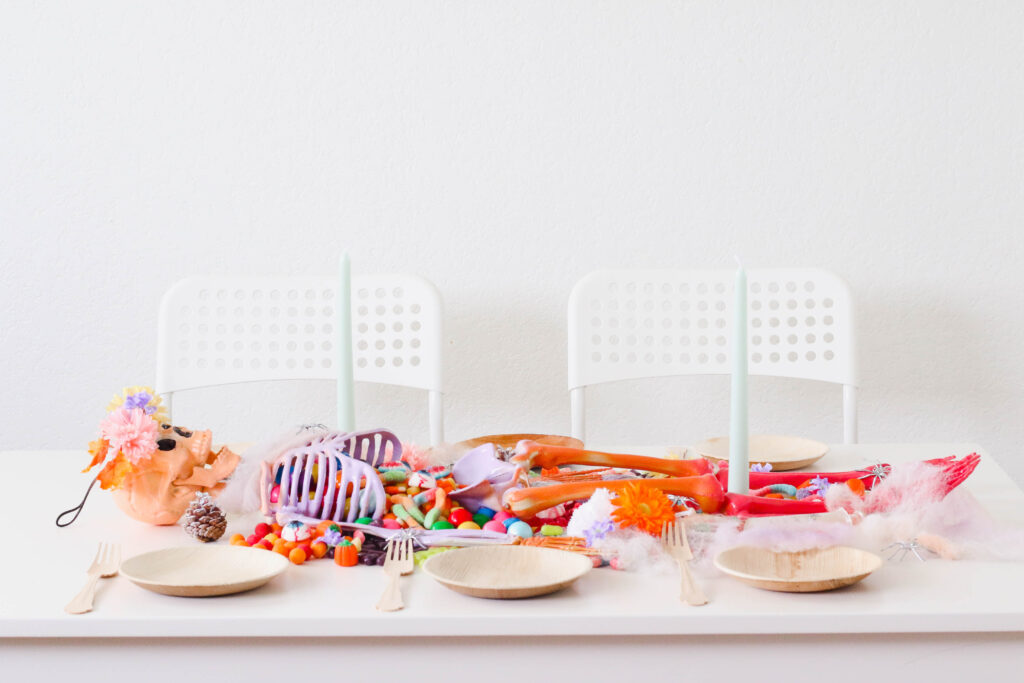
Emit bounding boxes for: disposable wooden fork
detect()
[662,520,707,606]
[375,538,414,612]
[65,542,121,614]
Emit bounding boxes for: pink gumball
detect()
[483,520,507,533]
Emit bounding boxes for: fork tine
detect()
[661,522,668,544]
[89,543,104,570]
[403,539,413,562]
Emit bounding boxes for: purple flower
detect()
[322,529,344,547]
[583,520,615,546]
[124,392,155,414]
[809,476,832,494]
[750,463,773,473]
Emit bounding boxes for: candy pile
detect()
[268,460,556,538]
[231,520,367,566]
[750,476,865,501]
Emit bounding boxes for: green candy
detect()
[431,520,455,530]
[472,513,491,527]
[540,524,564,537]
[354,517,374,526]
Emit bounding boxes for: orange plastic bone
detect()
[502,474,725,519]
[512,440,712,478]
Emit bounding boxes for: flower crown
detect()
[83,386,169,490]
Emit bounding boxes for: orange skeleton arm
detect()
[503,474,725,519]
[512,440,712,478]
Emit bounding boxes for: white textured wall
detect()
[2,2,1022,485]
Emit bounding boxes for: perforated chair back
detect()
[156,274,444,444]
[568,268,857,443]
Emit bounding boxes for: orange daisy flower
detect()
[611,482,676,535]
[96,453,132,490]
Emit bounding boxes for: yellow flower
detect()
[107,385,169,425]
[611,482,677,536]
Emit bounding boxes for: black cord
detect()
[56,477,98,527]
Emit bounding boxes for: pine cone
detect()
[183,492,227,542]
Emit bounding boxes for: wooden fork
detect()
[662,520,707,606]
[375,538,414,612]
[65,542,121,614]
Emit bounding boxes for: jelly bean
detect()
[382,518,402,529]
[352,517,372,526]
[476,506,496,520]
[472,513,492,527]
[457,521,481,531]
[431,520,455,530]
[254,522,271,538]
[263,533,280,544]
[502,517,519,530]
[449,509,473,526]
[288,547,306,565]
[493,511,514,523]
[482,520,507,533]
[311,541,328,559]
[269,485,280,504]
[540,524,564,537]
[507,521,533,538]
[846,478,866,496]
[229,533,246,545]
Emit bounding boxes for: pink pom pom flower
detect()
[100,407,158,465]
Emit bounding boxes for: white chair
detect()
[568,268,857,444]
[155,273,444,445]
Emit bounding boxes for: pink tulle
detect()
[99,407,158,465]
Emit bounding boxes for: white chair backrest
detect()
[156,273,444,443]
[568,268,857,442]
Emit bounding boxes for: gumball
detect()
[431,520,455,530]
[449,509,473,526]
[288,547,307,565]
[457,521,481,531]
[493,511,514,523]
[472,513,492,527]
[254,522,272,538]
[507,521,533,539]
[482,520,507,533]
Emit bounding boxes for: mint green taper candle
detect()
[336,252,355,432]
[727,259,749,494]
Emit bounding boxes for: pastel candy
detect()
[540,524,564,537]
[507,521,533,538]
[482,520,507,533]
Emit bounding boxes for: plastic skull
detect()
[111,422,239,525]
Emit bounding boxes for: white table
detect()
[2,444,1022,682]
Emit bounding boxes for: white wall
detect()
[2,2,1022,484]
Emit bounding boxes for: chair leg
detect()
[428,391,444,446]
[843,385,857,444]
[161,392,173,425]
[570,387,585,444]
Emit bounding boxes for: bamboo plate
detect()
[120,545,289,597]
[422,545,592,599]
[714,545,883,593]
[693,434,829,471]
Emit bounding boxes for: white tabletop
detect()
[3,443,1022,639]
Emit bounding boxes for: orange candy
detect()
[311,541,328,559]
[846,477,866,497]
[288,547,307,565]
[229,533,246,546]
[264,533,280,544]
[271,523,283,534]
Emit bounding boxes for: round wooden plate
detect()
[714,545,883,593]
[422,545,592,599]
[693,434,829,471]
[120,545,289,597]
